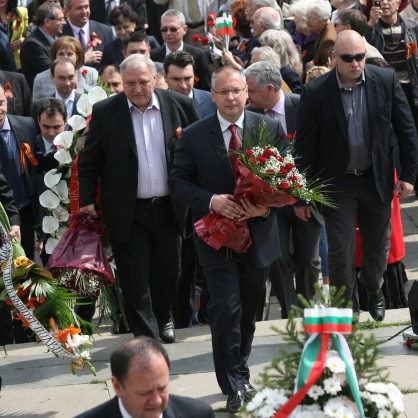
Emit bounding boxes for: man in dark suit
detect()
[295,30,418,321]
[20,2,65,91]
[62,0,114,69]
[169,66,287,413]
[151,9,211,91]
[0,70,32,117]
[244,61,322,319]
[75,337,215,418]
[32,59,81,133]
[89,0,147,28]
[78,54,199,344]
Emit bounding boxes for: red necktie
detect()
[228,124,241,169]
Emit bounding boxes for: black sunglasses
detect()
[160,26,181,33]
[337,53,366,63]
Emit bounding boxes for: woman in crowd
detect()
[259,29,302,93]
[32,36,98,101]
[305,0,336,67]
[0,0,28,71]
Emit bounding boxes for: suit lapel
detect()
[284,94,297,135]
[115,93,138,158]
[328,70,349,145]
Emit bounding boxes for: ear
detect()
[183,24,188,34]
[112,376,123,398]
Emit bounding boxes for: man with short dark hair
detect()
[20,2,65,90]
[99,64,124,93]
[151,9,211,90]
[122,31,151,57]
[75,336,215,418]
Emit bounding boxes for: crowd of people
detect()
[1,0,418,414]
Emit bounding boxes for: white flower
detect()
[77,94,93,117]
[42,216,59,234]
[55,226,68,240]
[386,383,403,412]
[66,332,89,347]
[370,393,389,409]
[378,409,393,418]
[325,354,346,374]
[295,404,324,418]
[53,131,73,150]
[87,86,107,104]
[323,398,347,417]
[79,350,91,360]
[39,190,60,209]
[54,148,72,165]
[308,385,325,400]
[323,377,342,395]
[52,206,69,222]
[365,382,389,394]
[45,237,59,254]
[256,404,277,418]
[67,115,87,132]
[44,169,62,189]
[246,388,287,415]
[53,180,69,202]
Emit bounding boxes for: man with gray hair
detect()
[244,61,322,319]
[151,9,211,90]
[78,53,199,344]
[20,2,65,91]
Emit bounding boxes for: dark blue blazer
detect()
[192,88,216,119]
[169,110,288,268]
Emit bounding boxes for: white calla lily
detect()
[44,169,62,189]
[87,86,107,104]
[67,115,87,132]
[52,206,69,222]
[56,226,68,240]
[39,190,60,209]
[77,94,93,117]
[42,216,59,234]
[67,332,90,347]
[53,180,69,201]
[53,131,74,150]
[54,148,72,165]
[45,237,60,254]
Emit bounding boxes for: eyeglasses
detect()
[336,52,366,63]
[50,17,66,22]
[250,19,262,25]
[160,26,182,33]
[107,82,121,88]
[212,87,246,97]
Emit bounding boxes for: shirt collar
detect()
[336,68,365,91]
[1,116,11,131]
[56,90,75,102]
[217,110,245,133]
[38,27,56,44]
[266,90,285,115]
[165,42,183,55]
[68,20,90,37]
[127,92,161,113]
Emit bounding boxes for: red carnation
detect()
[258,156,267,163]
[287,133,293,140]
[245,149,254,157]
[263,149,274,158]
[193,34,200,42]
[201,36,209,46]
[285,163,294,170]
[81,69,88,77]
[281,181,289,189]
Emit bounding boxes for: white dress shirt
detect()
[217,110,245,149]
[56,90,76,118]
[265,90,287,134]
[118,398,162,418]
[128,93,169,198]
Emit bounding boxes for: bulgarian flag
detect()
[274,308,365,418]
[216,10,234,50]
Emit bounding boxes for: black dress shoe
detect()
[159,321,175,343]
[243,383,257,401]
[226,390,245,414]
[368,290,386,322]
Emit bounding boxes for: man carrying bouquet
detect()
[169,66,287,413]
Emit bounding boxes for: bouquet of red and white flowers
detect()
[195,122,334,252]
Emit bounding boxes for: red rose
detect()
[245,149,254,156]
[258,156,267,163]
[249,157,257,164]
[280,181,289,189]
[285,163,294,170]
[81,69,88,76]
[201,36,209,46]
[263,149,273,158]
[193,34,200,42]
[287,133,293,140]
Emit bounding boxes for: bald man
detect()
[294,30,418,321]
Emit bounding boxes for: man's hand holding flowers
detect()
[211,194,268,220]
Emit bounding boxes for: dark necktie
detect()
[228,124,241,169]
[105,0,113,20]
[79,28,87,50]
[0,130,24,207]
[266,109,276,119]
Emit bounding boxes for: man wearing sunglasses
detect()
[150,9,211,91]
[294,30,418,323]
